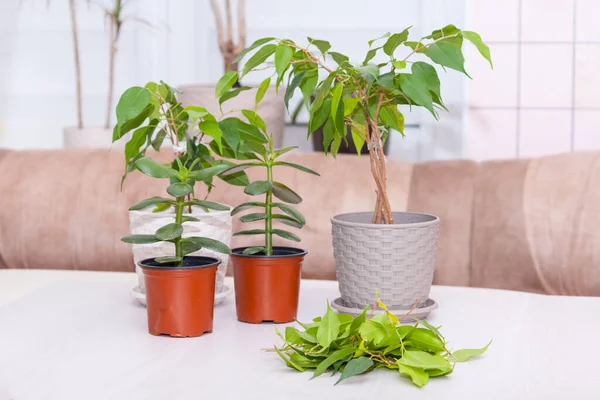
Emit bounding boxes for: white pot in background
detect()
[129,206,233,294]
[177,84,286,148]
[63,126,125,149]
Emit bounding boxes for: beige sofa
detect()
[0,149,598,297]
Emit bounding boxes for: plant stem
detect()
[175,196,184,259]
[265,162,273,256]
[68,0,83,129]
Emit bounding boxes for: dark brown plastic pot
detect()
[139,256,220,337]
[231,246,307,324]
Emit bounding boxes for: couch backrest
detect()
[1,149,599,296]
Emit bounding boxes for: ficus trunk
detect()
[367,120,394,225]
[68,0,83,129]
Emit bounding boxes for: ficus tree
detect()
[216,25,492,224]
[217,113,320,256]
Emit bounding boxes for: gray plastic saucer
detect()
[330,297,438,321]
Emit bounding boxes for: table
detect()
[1,270,599,400]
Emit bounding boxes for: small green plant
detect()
[120,156,232,264]
[219,25,492,225]
[218,116,320,256]
[270,298,490,387]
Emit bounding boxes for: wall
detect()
[0,0,468,161]
[465,0,600,161]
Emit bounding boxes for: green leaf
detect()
[241,109,267,132]
[308,99,331,134]
[124,125,152,164]
[181,216,199,223]
[272,214,304,228]
[398,73,434,115]
[274,146,298,158]
[272,182,302,204]
[330,82,343,122]
[285,326,317,345]
[300,70,318,103]
[242,43,277,77]
[245,180,272,196]
[152,203,171,213]
[426,41,469,76]
[274,203,305,225]
[428,24,461,39]
[406,328,445,353]
[134,158,178,179]
[379,104,404,133]
[397,363,429,388]
[113,86,153,141]
[231,201,266,215]
[188,164,230,182]
[274,346,305,372]
[312,348,355,379]
[243,246,265,255]
[219,117,268,147]
[411,61,441,98]
[166,182,193,197]
[383,29,409,56]
[233,229,267,236]
[273,161,320,176]
[151,128,167,152]
[198,120,223,153]
[184,199,230,211]
[392,60,407,69]
[186,236,231,255]
[316,302,340,348]
[272,229,301,242]
[121,234,160,244]
[239,213,268,223]
[180,238,203,255]
[350,125,366,155]
[129,197,173,211]
[368,32,390,47]
[363,47,381,65]
[307,37,331,54]
[219,86,252,106]
[343,98,360,116]
[220,162,263,176]
[284,71,307,110]
[463,30,493,68]
[155,256,182,264]
[329,52,349,66]
[234,37,275,63]
[256,77,271,106]
[452,341,491,362]
[349,306,369,334]
[275,44,294,76]
[335,357,374,385]
[215,71,238,98]
[399,350,451,371]
[155,223,183,241]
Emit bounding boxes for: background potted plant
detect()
[212,94,319,323]
[113,80,249,298]
[62,0,144,148]
[121,156,231,337]
[224,25,492,311]
[176,0,286,148]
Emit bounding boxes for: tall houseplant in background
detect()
[63,0,141,148]
[227,25,492,311]
[212,102,319,323]
[113,80,249,298]
[177,0,286,147]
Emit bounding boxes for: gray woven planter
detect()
[331,212,440,309]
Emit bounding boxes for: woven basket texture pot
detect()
[331,212,440,309]
[129,206,232,294]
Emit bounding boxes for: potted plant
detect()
[213,104,320,323]
[121,156,231,337]
[176,0,286,147]
[62,0,143,148]
[113,80,249,298]
[223,26,492,310]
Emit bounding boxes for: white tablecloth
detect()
[0,269,599,400]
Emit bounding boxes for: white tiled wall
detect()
[465,0,600,161]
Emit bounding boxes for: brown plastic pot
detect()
[231,246,307,324]
[139,256,220,337]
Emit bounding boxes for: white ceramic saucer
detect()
[330,297,438,321]
[131,285,232,307]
